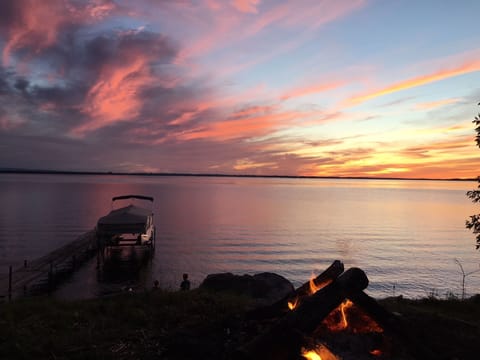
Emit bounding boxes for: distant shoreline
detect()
[0,168,476,182]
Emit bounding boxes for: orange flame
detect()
[323,299,384,333]
[289,272,332,311]
[322,299,355,332]
[287,297,299,310]
[302,350,321,360]
[370,349,383,356]
[339,299,353,329]
[302,345,339,360]
[309,276,330,295]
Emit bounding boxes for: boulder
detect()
[200,272,294,305]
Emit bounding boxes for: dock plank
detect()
[0,230,98,300]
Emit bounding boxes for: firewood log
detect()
[349,291,436,359]
[236,267,368,360]
[246,260,344,320]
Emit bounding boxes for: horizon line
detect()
[0,168,476,182]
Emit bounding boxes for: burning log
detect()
[246,260,345,320]
[293,260,345,298]
[236,267,368,360]
[349,291,436,359]
[347,291,400,332]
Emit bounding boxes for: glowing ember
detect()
[302,350,321,360]
[322,299,384,333]
[322,299,353,331]
[370,349,383,356]
[302,345,339,360]
[287,297,299,310]
[339,299,353,328]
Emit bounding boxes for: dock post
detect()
[48,261,53,294]
[24,260,27,268]
[8,265,12,301]
[96,249,101,269]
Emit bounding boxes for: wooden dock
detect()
[0,230,98,300]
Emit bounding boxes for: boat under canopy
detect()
[96,195,155,247]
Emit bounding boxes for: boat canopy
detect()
[97,204,152,235]
[112,195,154,202]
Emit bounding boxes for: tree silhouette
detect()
[466,103,480,249]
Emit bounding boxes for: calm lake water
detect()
[0,173,479,299]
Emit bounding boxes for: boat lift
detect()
[96,195,156,255]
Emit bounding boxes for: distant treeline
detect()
[0,168,475,182]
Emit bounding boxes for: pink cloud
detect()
[2,0,67,66]
[177,110,300,141]
[280,80,345,101]
[174,0,365,68]
[82,0,116,20]
[232,0,260,14]
[174,13,241,65]
[0,113,25,131]
[1,0,117,66]
[205,0,222,11]
[168,109,205,126]
[73,57,152,136]
[246,0,365,36]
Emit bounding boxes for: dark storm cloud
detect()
[0,0,318,175]
[0,1,220,171]
[1,23,181,131]
[0,0,21,30]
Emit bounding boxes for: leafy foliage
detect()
[466,103,480,249]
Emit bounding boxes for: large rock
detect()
[200,272,294,305]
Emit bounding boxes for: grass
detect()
[0,291,479,359]
[379,295,480,359]
[380,294,480,324]
[0,289,251,359]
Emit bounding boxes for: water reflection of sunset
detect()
[1,174,479,299]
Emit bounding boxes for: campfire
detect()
[238,261,407,360]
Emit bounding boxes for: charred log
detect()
[349,291,436,359]
[236,267,368,360]
[348,291,400,332]
[293,259,345,299]
[246,260,344,320]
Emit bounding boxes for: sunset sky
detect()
[0,0,479,178]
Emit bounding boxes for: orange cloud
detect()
[415,98,460,110]
[406,135,474,154]
[293,128,479,179]
[178,111,299,141]
[302,154,479,179]
[233,158,276,171]
[347,60,480,106]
